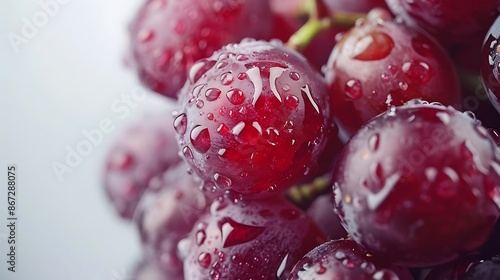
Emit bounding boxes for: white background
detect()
[0,1,172,279]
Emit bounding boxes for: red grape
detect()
[332,100,500,267]
[174,39,333,197]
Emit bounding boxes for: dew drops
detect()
[247,67,263,105]
[380,73,390,82]
[367,173,400,210]
[301,85,320,113]
[412,37,433,57]
[368,134,380,151]
[196,230,207,245]
[237,72,247,80]
[190,125,211,153]
[398,81,408,91]
[182,146,194,160]
[334,251,346,260]
[217,123,230,135]
[220,72,234,85]
[138,29,154,42]
[372,269,399,280]
[277,254,289,278]
[435,111,450,124]
[236,54,249,61]
[226,89,245,105]
[214,173,232,189]
[196,99,204,108]
[345,79,363,99]
[207,113,214,120]
[216,61,228,69]
[219,218,265,248]
[198,252,212,268]
[173,113,187,135]
[282,84,290,91]
[285,95,300,109]
[289,72,300,81]
[402,60,432,84]
[353,31,394,61]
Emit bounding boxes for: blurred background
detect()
[0,1,169,279]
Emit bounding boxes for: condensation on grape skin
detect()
[198,252,212,268]
[190,125,211,153]
[173,113,188,135]
[214,173,232,189]
[345,79,363,99]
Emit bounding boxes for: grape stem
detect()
[287,7,366,51]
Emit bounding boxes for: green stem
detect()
[287,10,367,51]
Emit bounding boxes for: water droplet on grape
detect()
[289,72,300,81]
[285,95,299,109]
[196,99,204,108]
[345,79,363,99]
[353,31,394,61]
[276,254,289,278]
[219,218,265,248]
[182,146,194,160]
[217,123,230,135]
[205,88,221,101]
[247,67,263,105]
[214,173,232,189]
[190,125,211,153]
[368,134,380,151]
[372,269,399,280]
[198,252,212,268]
[220,72,234,85]
[402,60,431,84]
[226,89,245,105]
[173,113,187,135]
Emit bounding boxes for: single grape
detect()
[103,107,180,219]
[174,39,333,197]
[481,15,500,114]
[324,12,461,139]
[181,196,326,279]
[385,0,500,45]
[332,100,500,267]
[462,255,500,280]
[129,0,272,98]
[287,239,414,280]
[135,162,209,278]
[306,194,347,240]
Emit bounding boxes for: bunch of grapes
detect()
[104,0,500,279]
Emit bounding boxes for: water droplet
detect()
[282,84,290,91]
[214,173,232,189]
[138,29,154,42]
[277,254,289,278]
[380,73,390,82]
[402,60,431,84]
[285,95,299,109]
[173,113,187,135]
[301,85,320,113]
[196,99,204,108]
[237,72,247,80]
[217,123,230,135]
[247,67,263,105]
[190,126,211,153]
[182,146,194,160]
[367,173,400,209]
[270,67,286,102]
[236,54,249,61]
[310,264,324,274]
[361,262,376,274]
[289,72,300,81]
[220,72,234,85]
[398,81,408,91]
[387,106,396,117]
[412,37,433,57]
[488,128,500,145]
[353,31,394,61]
[198,252,212,268]
[196,230,206,245]
[368,134,380,151]
[219,218,265,248]
[425,167,438,182]
[372,269,399,280]
[207,113,214,120]
[193,83,206,98]
[226,89,245,105]
[345,79,363,99]
[435,111,450,124]
[334,251,346,260]
[189,60,212,83]
[216,61,228,69]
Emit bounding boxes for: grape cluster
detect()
[103,0,500,279]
